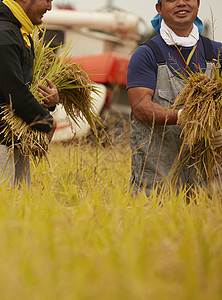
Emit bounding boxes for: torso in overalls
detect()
[130,37,215,196]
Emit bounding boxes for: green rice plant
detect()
[1,27,100,164]
[169,47,222,183]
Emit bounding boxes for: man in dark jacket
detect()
[0,0,59,187]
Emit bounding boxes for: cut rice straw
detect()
[1,27,101,164]
[168,45,222,184]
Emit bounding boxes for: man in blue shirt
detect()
[127,0,222,196]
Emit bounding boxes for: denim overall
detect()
[130,37,215,196]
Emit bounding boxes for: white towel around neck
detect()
[160,19,199,47]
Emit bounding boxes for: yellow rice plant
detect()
[170,47,222,183]
[1,28,100,164]
[1,143,222,300]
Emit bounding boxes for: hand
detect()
[212,129,222,149]
[38,78,59,109]
[47,119,57,142]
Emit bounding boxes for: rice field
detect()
[0,138,222,300]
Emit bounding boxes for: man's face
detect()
[156,0,200,35]
[25,0,53,25]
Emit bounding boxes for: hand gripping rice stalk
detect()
[170,49,222,184]
[1,28,100,164]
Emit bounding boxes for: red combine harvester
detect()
[42,7,145,141]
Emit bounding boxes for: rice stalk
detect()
[1,27,101,163]
[0,105,50,164]
[31,27,100,133]
[170,49,222,183]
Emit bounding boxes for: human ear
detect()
[156,3,162,16]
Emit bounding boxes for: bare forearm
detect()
[128,87,178,126]
[133,100,178,125]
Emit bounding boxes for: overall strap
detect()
[142,39,166,64]
[200,35,214,62]
[143,36,214,64]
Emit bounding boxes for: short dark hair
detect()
[159,0,199,6]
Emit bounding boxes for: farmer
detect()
[127,0,222,196]
[0,0,59,187]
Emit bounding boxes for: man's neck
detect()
[166,24,194,37]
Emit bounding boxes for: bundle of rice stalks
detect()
[0,104,50,163]
[1,28,100,164]
[31,29,99,130]
[170,54,222,183]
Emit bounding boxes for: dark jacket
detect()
[0,1,53,145]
